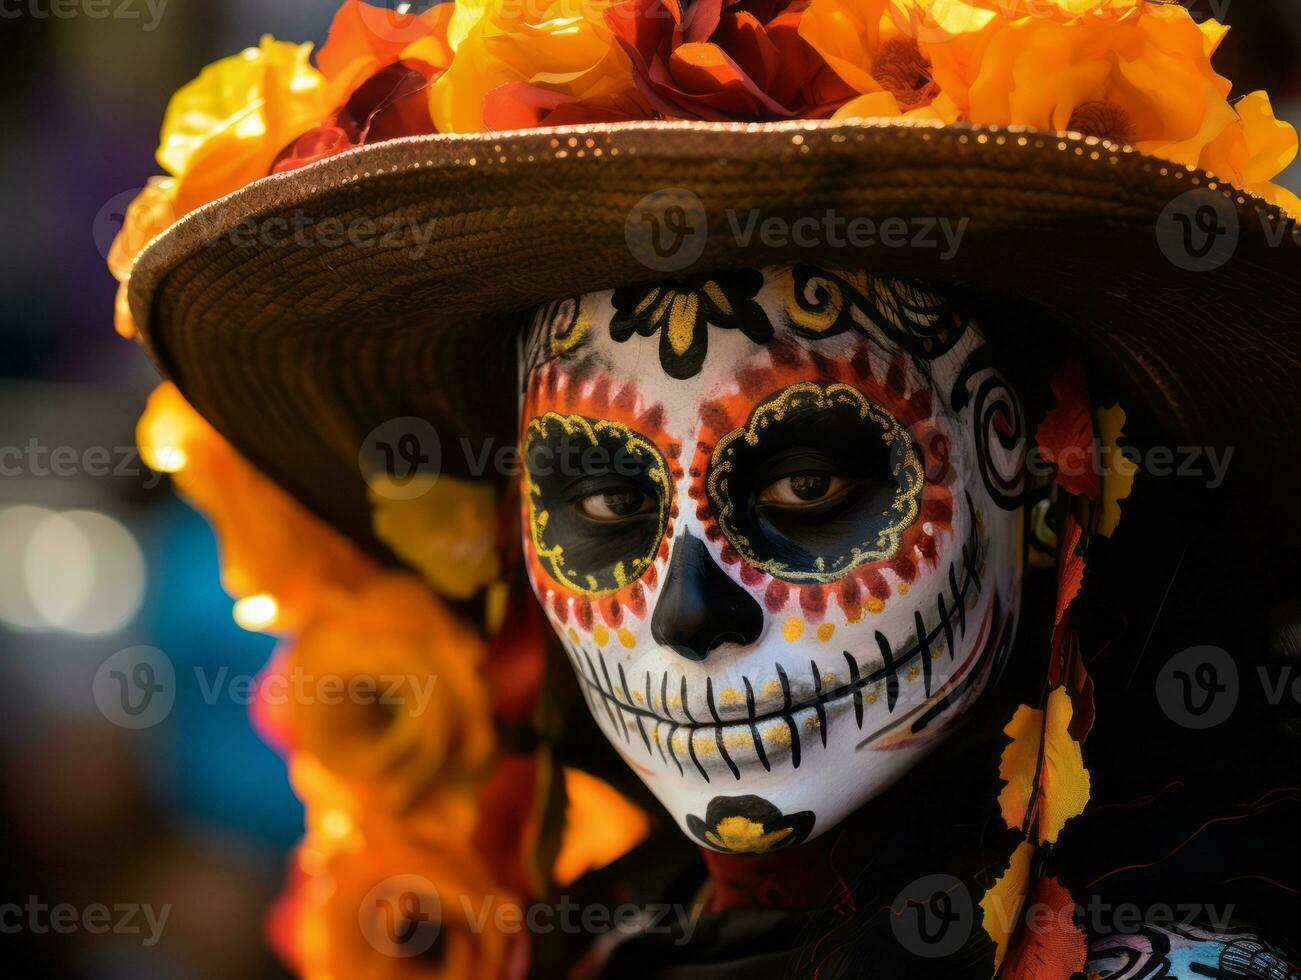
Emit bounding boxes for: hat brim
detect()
[127,118,1301,557]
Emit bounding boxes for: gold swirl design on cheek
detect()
[524,412,672,598]
[706,382,924,583]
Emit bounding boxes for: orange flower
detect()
[1200,90,1301,213]
[106,175,177,283]
[316,0,454,107]
[107,176,178,338]
[293,830,526,980]
[289,575,495,809]
[801,0,946,116]
[157,35,329,214]
[136,383,375,631]
[927,6,1238,165]
[430,0,644,133]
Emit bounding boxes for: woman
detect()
[112,0,1301,975]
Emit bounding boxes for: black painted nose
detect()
[651,531,764,661]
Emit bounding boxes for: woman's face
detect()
[518,265,1026,853]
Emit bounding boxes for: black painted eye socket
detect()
[524,413,671,596]
[758,472,850,507]
[578,487,656,521]
[706,382,925,583]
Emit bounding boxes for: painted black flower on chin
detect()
[609,269,774,380]
[686,794,815,854]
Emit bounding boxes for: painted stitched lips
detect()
[687,795,815,854]
[560,514,993,782]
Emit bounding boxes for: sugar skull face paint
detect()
[519,265,1027,852]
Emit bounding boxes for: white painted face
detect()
[519,265,1025,854]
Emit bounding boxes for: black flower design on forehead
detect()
[609,269,774,380]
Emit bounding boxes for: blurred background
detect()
[0,1,1298,977]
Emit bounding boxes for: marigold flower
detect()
[430,0,642,133]
[928,6,1239,166]
[801,0,944,114]
[289,575,495,809]
[293,830,526,980]
[607,0,854,121]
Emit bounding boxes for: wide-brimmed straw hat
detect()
[124,117,1301,556]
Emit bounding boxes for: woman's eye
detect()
[758,473,848,507]
[578,489,655,521]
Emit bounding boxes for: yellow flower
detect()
[158,35,328,213]
[368,475,501,601]
[289,575,495,809]
[136,383,376,631]
[430,0,635,133]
